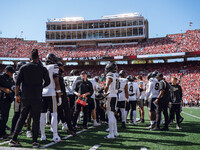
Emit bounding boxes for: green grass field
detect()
[0,106,200,150]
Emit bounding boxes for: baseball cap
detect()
[81,71,87,75]
[5,66,15,73]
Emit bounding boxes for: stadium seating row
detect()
[0,30,199,58]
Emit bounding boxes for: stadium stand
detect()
[0,30,199,58]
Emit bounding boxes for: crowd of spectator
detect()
[0,30,199,58]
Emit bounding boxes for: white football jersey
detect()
[146,78,160,99]
[106,72,119,98]
[118,78,128,101]
[128,81,140,101]
[64,76,81,95]
[89,78,96,99]
[42,64,59,97]
[139,81,145,99]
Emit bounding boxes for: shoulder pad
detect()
[106,72,113,78]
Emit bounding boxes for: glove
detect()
[57,97,62,106]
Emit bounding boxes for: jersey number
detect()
[116,79,120,90]
[129,86,133,92]
[155,83,159,90]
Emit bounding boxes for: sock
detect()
[113,116,118,135]
[107,111,114,137]
[133,110,136,124]
[120,108,126,123]
[51,112,58,137]
[40,113,46,137]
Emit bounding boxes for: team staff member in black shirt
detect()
[152,73,170,131]
[169,77,183,129]
[72,71,94,129]
[0,66,15,140]
[9,49,50,148]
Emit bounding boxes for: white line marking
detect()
[40,126,94,149]
[89,145,101,150]
[182,111,200,119]
[0,141,9,146]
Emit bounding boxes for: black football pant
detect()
[57,99,73,131]
[12,99,41,143]
[0,98,11,137]
[169,104,181,126]
[11,102,21,133]
[155,101,169,129]
[95,99,100,122]
[72,103,88,127]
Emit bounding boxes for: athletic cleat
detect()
[53,135,61,142]
[32,142,40,148]
[93,122,101,127]
[9,140,21,147]
[40,135,46,141]
[114,132,119,137]
[133,123,138,126]
[62,123,68,130]
[26,131,32,138]
[176,126,182,130]
[104,134,115,139]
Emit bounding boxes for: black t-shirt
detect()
[170,84,182,103]
[16,62,50,100]
[0,72,15,102]
[74,79,94,99]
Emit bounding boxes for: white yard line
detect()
[0,141,10,146]
[182,111,200,119]
[0,147,42,150]
[89,145,101,150]
[40,126,94,149]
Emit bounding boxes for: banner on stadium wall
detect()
[125,55,137,59]
[186,52,200,55]
[0,57,30,61]
[137,52,185,58]
[114,56,123,59]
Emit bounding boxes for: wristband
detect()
[56,90,61,93]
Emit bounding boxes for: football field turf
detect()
[0,106,199,150]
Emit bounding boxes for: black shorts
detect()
[129,101,137,111]
[125,101,130,111]
[148,98,157,111]
[138,99,144,108]
[88,98,96,110]
[106,97,117,112]
[117,101,126,109]
[41,96,57,113]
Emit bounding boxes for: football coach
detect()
[9,49,50,148]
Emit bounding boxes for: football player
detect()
[117,70,128,129]
[64,69,81,121]
[40,53,62,142]
[145,71,160,129]
[137,75,146,123]
[127,75,140,126]
[87,73,101,126]
[104,62,119,139]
